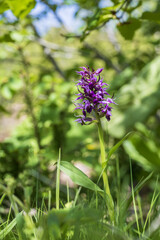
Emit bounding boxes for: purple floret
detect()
[74,66,116,125]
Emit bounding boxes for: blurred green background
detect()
[0,0,160,220]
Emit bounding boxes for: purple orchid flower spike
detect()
[74,66,116,125]
[74,66,116,222]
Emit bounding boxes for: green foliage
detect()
[106,132,133,164]
[0,0,9,14]
[141,11,160,23]
[0,0,36,18]
[40,207,130,240]
[0,216,17,239]
[0,0,160,239]
[117,18,141,40]
[124,131,160,171]
[109,56,160,138]
[60,161,103,193]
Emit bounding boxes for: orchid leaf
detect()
[106,132,133,164]
[60,161,103,193]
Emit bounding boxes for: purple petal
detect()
[94,68,104,75]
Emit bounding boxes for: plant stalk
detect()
[56,149,61,210]
[96,118,114,223]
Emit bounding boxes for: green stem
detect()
[56,148,61,210]
[96,117,114,223]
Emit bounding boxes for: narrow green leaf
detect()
[0,213,22,239]
[0,194,6,206]
[120,172,153,217]
[0,220,16,239]
[56,149,61,210]
[60,161,103,193]
[106,132,133,163]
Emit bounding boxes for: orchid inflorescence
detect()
[74,66,116,125]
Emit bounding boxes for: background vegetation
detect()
[0,0,160,239]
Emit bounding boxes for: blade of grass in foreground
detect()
[119,168,153,228]
[120,171,153,212]
[0,194,6,206]
[130,159,140,238]
[143,176,160,235]
[48,190,51,212]
[0,212,22,240]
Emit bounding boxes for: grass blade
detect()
[130,159,140,238]
[0,194,6,206]
[0,212,22,240]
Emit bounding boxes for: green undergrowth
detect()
[0,156,160,240]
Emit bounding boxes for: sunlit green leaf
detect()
[60,161,103,192]
[6,0,36,18]
[1,85,13,99]
[0,216,17,239]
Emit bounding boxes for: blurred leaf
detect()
[8,77,23,91]
[0,194,6,206]
[73,0,99,9]
[98,13,113,24]
[44,208,130,240]
[102,3,122,12]
[123,1,142,13]
[106,132,133,163]
[123,133,160,170]
[60,161,103,192]
[120,172,153,224]
[16,213,27,240]
[48,208,102,226]
[109,56,160,138]
[109,68,133,91]
[0,33,14,43]
[1,85,13,99]
[141,11,160,23]
[0,1,9,14]
[5,0,36,18]
[148,214,160,240]
[117,18,141,40]
[0,215,18,239]
[0,105,9,114]
[10,32,24,42]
